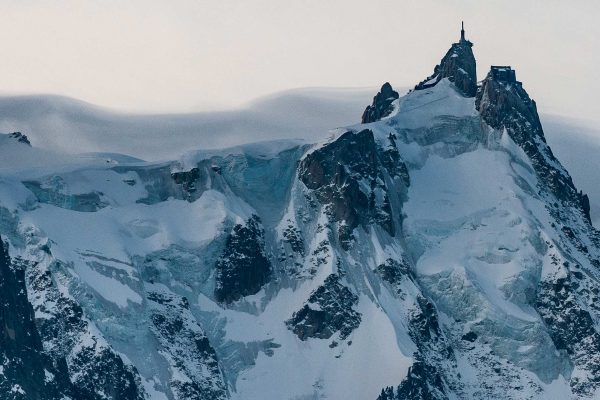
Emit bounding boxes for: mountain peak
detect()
[361,82,399,123]
[414,23,477,97]
[476,64,592,221]
[7,131,31,146]
[476,65,541,138]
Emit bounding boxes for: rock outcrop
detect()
[362,82,399,123]
[476,66,591,221]
[0,238,72,400]
[376,356,447,400]
[8,132,31,146]
[147,288,227,400]
[415,33,476,97]
[286,274,361,341]
[299,129,407,247]
[26,258,146,400]
[214,215,272,303]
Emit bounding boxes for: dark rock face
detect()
[0,238,72,400]
[397,356,448,400]
[171,167,202,200]
[299,130,407,247]
[476,68,591,222]
[8,132,31,146]
[376,258,412,288]
[286,274,361,341]
[214,215,272,303]
[461,331,477,342]
[409,296,445,347]
[67,347,144,400]
[375,258,456,400]
[415,39,477,97]
[282,223,304,256]
[404,295,455,398]
[377,259,443,346]
[26,260,145,400]
[536,276,600,396]
[362,82,399,123]
[377,387,396,400]
[147,289,227,400]
[376,358,447,400]
[380,133,410,186]
[278,220,308,277]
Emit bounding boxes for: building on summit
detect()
[490,66,521,85]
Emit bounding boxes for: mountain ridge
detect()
[0,26,600,399]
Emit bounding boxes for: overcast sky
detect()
[0,0,598,120]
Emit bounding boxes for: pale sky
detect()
[0,0,598,120]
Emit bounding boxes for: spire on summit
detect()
[414,23,477,96]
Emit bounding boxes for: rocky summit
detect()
[0,24,599,400]
[415,22,477,97]
[362,82,400,123]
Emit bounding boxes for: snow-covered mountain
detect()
[1,27,600,399]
